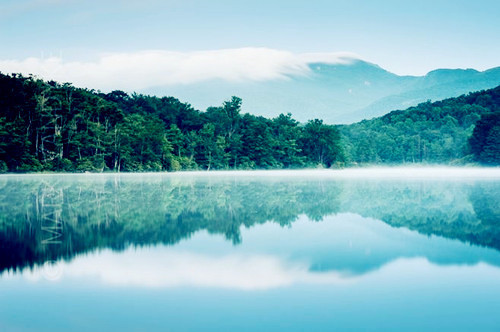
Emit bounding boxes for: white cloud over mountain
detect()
[0,48,359,91]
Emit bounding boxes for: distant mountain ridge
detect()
[144,60,500,124]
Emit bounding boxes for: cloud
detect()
[299,51,360,64]
[0,48,359,92]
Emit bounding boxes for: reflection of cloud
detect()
[19,248,353,290]
[10,248,500,290]
[0,49,359,91]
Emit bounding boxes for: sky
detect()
[0,0,499,90]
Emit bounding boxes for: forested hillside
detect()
[0,72,499,172]
[341,86,500,165]
[0,73,343,172]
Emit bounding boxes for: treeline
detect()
[0,73,344,172]
[341,86,500,165]
[1,72,499,172]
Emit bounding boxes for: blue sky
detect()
[0,0,499,89]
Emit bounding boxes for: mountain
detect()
[143,60,500,124]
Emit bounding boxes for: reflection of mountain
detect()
[286,213,500,275]
[0,173,499,273]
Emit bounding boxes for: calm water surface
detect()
[0,169,499,331]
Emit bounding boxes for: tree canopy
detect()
[341,86,500,165]
[0,72,499,172]
[0,73,344,172]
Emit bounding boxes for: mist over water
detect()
[163,166,500,179]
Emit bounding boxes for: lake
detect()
[1,168,499,331]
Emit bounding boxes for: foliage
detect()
[0,73,344,172]
[1,72,499,170]
[469,112,500,164]
[341,86,500,165]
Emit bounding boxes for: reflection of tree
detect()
[339,180,500,251]
[470,183,500,224]
[468,183,500,249]
[0,175,343,272]
[0,175,499,273]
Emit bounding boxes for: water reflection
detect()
[13,248,353,290]
[11,247,500,291]
[0,171,499,276]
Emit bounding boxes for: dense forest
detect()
[0,72,499,172]
[341,86,500,165]
[0,73,343,172]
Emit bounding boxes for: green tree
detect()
[470,112,500,164]
[300,119,344,167]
